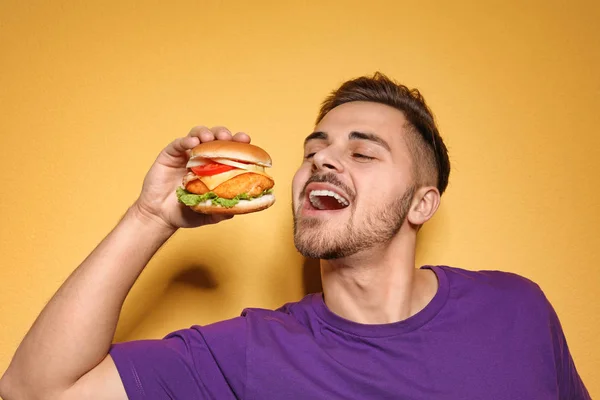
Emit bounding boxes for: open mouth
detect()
[308,189,350,211]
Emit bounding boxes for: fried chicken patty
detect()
[185,172,274,199]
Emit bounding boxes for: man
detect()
[0,73,590,399]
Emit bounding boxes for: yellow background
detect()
[1,0,598,396]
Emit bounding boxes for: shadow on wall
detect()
[303,257,322,294]
[114,263,221,342]
[171,266,218,289]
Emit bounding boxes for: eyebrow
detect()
[304,130,391,152]
[304,131,328,145]
[349,131,391,152]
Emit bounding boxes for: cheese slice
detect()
[186,166,272,190]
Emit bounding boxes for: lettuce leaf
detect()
[176,187,273,208]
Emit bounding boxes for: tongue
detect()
[318,196,346,210]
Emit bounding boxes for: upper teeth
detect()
[309,190,349,209]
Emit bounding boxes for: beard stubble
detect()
[293,175,415,259]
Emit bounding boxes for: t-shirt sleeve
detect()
[109,316,247,400]
[545,297,591,400]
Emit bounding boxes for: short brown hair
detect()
[317,72,450,195]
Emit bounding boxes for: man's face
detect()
[292,101,417,259]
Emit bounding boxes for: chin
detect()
[293,219,349,259]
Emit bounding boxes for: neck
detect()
[320,230,437,325]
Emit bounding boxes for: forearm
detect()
[1,204,176,396]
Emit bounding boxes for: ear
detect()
[407,186,440,226]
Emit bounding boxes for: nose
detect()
[312,147,343,173]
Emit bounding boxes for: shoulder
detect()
[432,265,550,312]
[162,294,317,344]
[234,294,320,338]
[434,265,544,294]
[241,293,317,324]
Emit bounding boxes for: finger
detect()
[211,126,233,141]
[188,126,215,143]
[164,135,200,158]
[232,132,251,143]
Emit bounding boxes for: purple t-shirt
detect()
[110,266,590,399]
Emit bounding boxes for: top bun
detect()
[190,141,272,167]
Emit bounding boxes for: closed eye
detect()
[305,152,316,159]
[352,153,375,160]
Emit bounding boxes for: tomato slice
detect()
[191,163,236,176]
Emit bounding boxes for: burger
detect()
[176,141,275,214]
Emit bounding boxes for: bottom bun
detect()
[189,194,276,215]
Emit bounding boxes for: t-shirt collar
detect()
[310,265,449,338]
